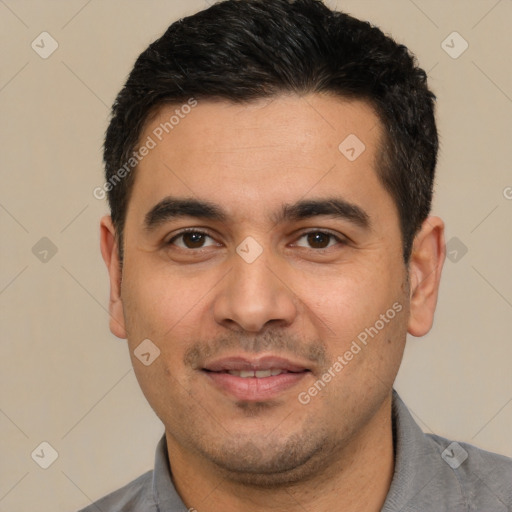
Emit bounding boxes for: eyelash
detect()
[167,228,219,249]
[166,228,347,251]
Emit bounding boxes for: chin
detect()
[202,433,331,488]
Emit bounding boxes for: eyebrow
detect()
[144,198,226,231]
[274,198,370,229]
[143,196,370,232]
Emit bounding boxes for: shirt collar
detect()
[381,390,443,511]
[151,434,187,510]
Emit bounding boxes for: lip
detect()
[203,355,310,373]
[202,355,311,401]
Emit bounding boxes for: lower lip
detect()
[203,371,309,401]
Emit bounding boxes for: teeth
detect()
[227,369,285,378]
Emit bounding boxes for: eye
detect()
[294,231,344,250]
[168,229,219,249]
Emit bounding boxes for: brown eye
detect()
[169,230,217,249]
[295,231,342,250]
[181,232,207,248]
[307,232,331,248]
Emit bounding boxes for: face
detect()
[101,93,444,485]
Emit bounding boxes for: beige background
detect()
[0,0,511,510]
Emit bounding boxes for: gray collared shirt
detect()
[78,391,512,511]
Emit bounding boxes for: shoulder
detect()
[387,392,512,511]
[426,433,512,509]
[76,469,156,512]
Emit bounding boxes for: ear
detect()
[100,215,127,339]
[407,216,446,337]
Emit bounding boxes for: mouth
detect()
[222,368,292,378]
[201,355,311,401]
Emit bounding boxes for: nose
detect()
[213,249,298,333]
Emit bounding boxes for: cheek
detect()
[294,257,406,344]
[120,266,201,415]
[121,258,212,341]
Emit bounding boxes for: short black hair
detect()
[103,0,438,262]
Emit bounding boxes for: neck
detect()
[166,395,395,512]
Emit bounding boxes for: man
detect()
[84,0,512,510]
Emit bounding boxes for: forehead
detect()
[127,93,391,226]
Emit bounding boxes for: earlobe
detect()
[407,216,446,337]
[100,215,128,339]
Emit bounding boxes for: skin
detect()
[100,93,445,512]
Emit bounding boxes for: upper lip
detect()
[202,355,310,373]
